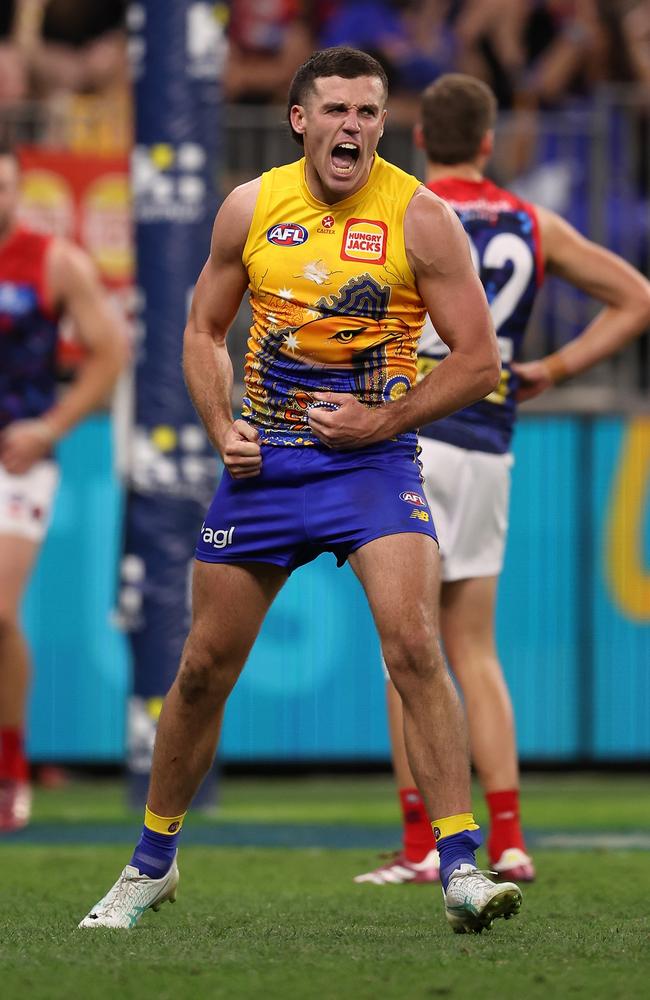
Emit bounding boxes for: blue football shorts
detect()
[195,439,438,572]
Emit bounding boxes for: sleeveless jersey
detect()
[418,177,543,454]
[241,155,425,446]
[0,227,59,431]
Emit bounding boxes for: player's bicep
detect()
[421,258,494,356]
[410,199,495,356]
[186,186,254,344]
[188,251,248,345]
[50,242,120,351]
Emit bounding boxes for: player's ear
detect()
[479,129,494,159]
[413,123,425,149]
[290,104,307,137]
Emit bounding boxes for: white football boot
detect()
[78,856,179,928]
[443,863,522,934]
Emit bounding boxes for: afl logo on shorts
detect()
[400,490,426,506]
[267,223,309,247]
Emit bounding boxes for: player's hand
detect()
[307,392,385,449]
[0,419,56,474]
[222,419,262,478]
[511,360,554,402]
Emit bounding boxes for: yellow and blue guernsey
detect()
[241,155,426,446]
[196,155,439,571]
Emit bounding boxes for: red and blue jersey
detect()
[418,177,543,454]
[0,227,59,431]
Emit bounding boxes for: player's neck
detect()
[425,163,483,184]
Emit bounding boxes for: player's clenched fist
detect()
[222,418,262,478]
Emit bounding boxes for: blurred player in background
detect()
[80,46,526,935]
[0,145,127,832]
[354,73,650,887]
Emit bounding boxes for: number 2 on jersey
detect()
[468,232,534,335]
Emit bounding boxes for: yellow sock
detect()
[432,812,479,842]
[144,805,187,835]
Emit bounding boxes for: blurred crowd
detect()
[0,1,648,125]
[0,0,129,151]
[225,0,650,121]
[0,0,127,102]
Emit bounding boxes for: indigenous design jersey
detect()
[242,156,425,446]
[0,227,58,431]
[419,177,543,454]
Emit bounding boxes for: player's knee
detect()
[382,629,442,688]
[177,645,238,707]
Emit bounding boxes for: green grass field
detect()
[1,773,649,1000]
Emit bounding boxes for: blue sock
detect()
[130,825,180,878]
[438,827,483,890]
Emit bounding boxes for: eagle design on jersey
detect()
[243,274,414,437]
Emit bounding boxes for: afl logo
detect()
[400,491,426,506]
[267,222,309,247]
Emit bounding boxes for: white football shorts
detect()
[418,436,513,582]
[0,460,59,542]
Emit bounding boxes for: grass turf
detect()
[1,775,649,999]
[25,772,650,830]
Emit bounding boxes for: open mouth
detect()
[331,143,360,175]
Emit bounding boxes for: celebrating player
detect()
[80,47,523,934]
[354,73,650,887]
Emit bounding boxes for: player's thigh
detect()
[189,558,288,664]
[0,534,42,620]
[440,575,499,666]
[348,532,441,649]
[421,440,511,582]
[0,460,57,619]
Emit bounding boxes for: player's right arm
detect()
[183,178,262,478]
[512,206,650,400]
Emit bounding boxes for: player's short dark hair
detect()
[420,74,497,165]
[287,47,389,147]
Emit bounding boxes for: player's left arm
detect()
[0,240,128,474]
[308,189,500,448]
[512,206,650,400]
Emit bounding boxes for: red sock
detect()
[0,728,30,783]
[399,787,436,862]
[486,788,526,863]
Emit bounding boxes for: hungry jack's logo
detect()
[341,218,387,264]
